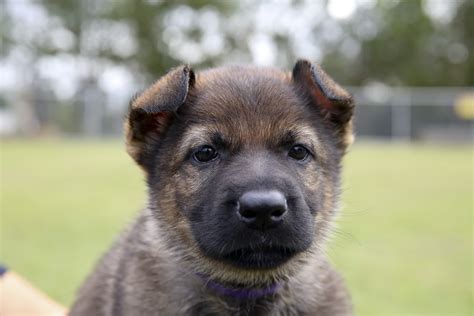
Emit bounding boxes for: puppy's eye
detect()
[288,145,309,161]
[193,145,219,163]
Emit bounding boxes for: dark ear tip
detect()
[293,59,325,73]
[182,64,191,74]
[293,59,312,76]
[294,59,311,66]
[181,64,196,87]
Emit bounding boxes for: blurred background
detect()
[1,0,472,314]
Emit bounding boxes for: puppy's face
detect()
[126,61,353,285]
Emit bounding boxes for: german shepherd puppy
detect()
[70,60,354,316]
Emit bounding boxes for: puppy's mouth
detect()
[221,246,298,269]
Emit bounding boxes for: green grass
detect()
[1,139,473,315]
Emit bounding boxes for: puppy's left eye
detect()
[193,145,219,163]
[288,145,309,161]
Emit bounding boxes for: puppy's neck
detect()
[196,273,282,300]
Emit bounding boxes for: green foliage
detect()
[324,0,472,86]
[2,140,472,313]
[39,0,234,79]
[10,0,470,85]
[453,0,474,85]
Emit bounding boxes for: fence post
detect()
[391,88,412,141]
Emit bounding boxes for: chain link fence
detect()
[1,85,473,142]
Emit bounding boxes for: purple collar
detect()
[197,274,282,300]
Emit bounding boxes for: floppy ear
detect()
[292,59,354,149]
[125,65,195,167]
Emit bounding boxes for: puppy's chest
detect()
[185,294,304,316]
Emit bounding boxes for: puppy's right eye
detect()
[193,145,219,163]
[288,144,310,161]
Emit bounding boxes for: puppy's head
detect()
[126,60,354,286]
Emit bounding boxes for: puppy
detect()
[69,60,354,316]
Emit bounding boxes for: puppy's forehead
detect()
[193,66,299,112]
[183,67,310,139]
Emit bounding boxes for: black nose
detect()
[237,190,288,230]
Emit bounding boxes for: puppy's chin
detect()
[191,249,315,287]
[220,245,299,269]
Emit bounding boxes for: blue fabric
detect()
[195,273,282,299]
[0,264,7,277]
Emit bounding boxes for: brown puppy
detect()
[69,60,354,316]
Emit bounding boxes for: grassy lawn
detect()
[1,139,472,315]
